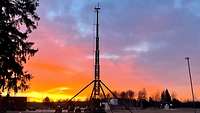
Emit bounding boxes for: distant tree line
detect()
[39,88,200,110]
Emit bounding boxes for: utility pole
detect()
[185,57,196,113]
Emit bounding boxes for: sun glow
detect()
[16,91,87,102]
[1,87,88,102]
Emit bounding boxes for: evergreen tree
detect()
[165,89,171,102]
[0,0,40,93]
[161,91,165,102]
[161,89,172,104]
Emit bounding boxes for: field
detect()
[7,108,199,113]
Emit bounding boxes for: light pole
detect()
[185,57,196,113]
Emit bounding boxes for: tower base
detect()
[65,80,133,113]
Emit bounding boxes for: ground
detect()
[7,108,199,113]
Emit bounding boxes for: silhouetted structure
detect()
[0,96,27,111]
[66,4,132,113]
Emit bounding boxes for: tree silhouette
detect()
[120,91,127,99]
[161,89,172,106]
[0,0,39,94]
[137,88,147,100]
[126,90,134,99]
[165,89,171,102]
[43,96,51,108]
[171,91,177,100]
[43,96,50,103]
[152,91,160,101]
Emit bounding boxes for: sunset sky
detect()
[15,0,200,102]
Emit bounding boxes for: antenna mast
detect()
[66,4,133,113]
[94,4,101,98]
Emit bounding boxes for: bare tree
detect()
[126,90,135,99]
[137,88,147,100]
[152,91,160,101]
[171,91,177,100]
[120,91,127,99]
